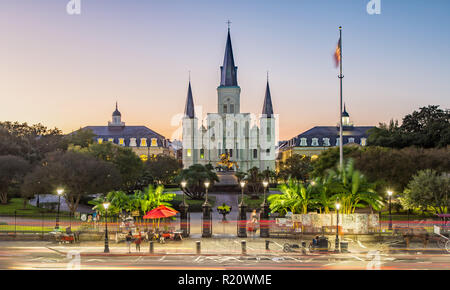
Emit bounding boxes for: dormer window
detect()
[361,138,367,146]
[108,138,114,143]
[119,138,125,146]
[348,137,355,143]
[300,138,307,146]
[336,138,340,146]
[311,138,319,146]
[323,138,330,146]
[151,138,157,147]
[97,138,103,144]
[129,138,137,147]
[140,138,147,147]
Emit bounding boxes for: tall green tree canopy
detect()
[71,142,143,192]
[401,170,449,214]
[368,105,450,148]
[144,154,182,185]
[0,155,31,204]
[0,121,66,163]
[278,154,314,183]
[29,151,122,213]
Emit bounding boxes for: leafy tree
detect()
[89,185,176,215]
[261,169,277,184]
[311,146,359,177]
[32,151,122,213]
[176,164,219,200]
[0,122,66,163]
[268,179,315,214]
[234,171,247,183]
[368,105,450,148]
[0,155,31,204]
[402,170,449,214]
[310,176,340,214]
[145,155,182,185]
[325,159,384,214]
[72,142,143,192]
[246,167,264,199]
[66,128,96,148]
[278,154,314,184]
[21,166,52,208]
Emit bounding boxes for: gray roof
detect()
[79,126,167,147]
[184,81,195,118]
[220,28,238,87]
[262,81,274,117]
[289,126,375,147]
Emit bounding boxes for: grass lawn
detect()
[0,198,54,215]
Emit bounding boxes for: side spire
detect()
[262,77,274,117]
[220,24,238,87]
[184,80,195,118]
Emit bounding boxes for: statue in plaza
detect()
[216,153,239,171]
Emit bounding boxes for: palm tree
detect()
[268,179,314,214]
[326,159,384,214]
[310,176,338,214]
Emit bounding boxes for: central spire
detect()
[220,25,238,87]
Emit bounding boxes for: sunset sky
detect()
[0,0,449,141]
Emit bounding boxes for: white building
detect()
[182,27,277,172]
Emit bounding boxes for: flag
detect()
[334,37,341,68]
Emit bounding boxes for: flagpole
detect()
[338,26,344,170]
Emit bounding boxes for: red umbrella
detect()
[143,205,178,219]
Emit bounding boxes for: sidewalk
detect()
[47,236,379,257]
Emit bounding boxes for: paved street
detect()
[0,240,448,270]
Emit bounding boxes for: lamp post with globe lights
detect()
[387,190,393,230]
[335,202,341,253]
[103,202,110,253]
[179,181,190,237]
[260,180,270,238]
[202,180,212,237]
[55,188,64,230]
[238,181,247,237]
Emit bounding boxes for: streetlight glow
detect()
[103,202,110,210]
[240,181,246,188]
[262,180,269,188]
[57,188,64,195]
[204,181,210,188]
[387,190,393,196]
[335,203,341,210]
[181,181,187,188]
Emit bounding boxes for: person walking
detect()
[125,231,133,253]
[135,229,142,252]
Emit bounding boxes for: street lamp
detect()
[335,202,341,253]
[179,180,189,237]
[103,202,110,253]
[387,190,393,231]
[240,181,246,204]
[181,181,187,203]
[262,180,269,203]
[55,188,64,230]
[204,180,210,204]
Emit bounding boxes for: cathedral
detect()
[182,27,277,172]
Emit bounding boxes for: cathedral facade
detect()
[182,28,277,172]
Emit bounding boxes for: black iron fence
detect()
[0,211,179,237]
